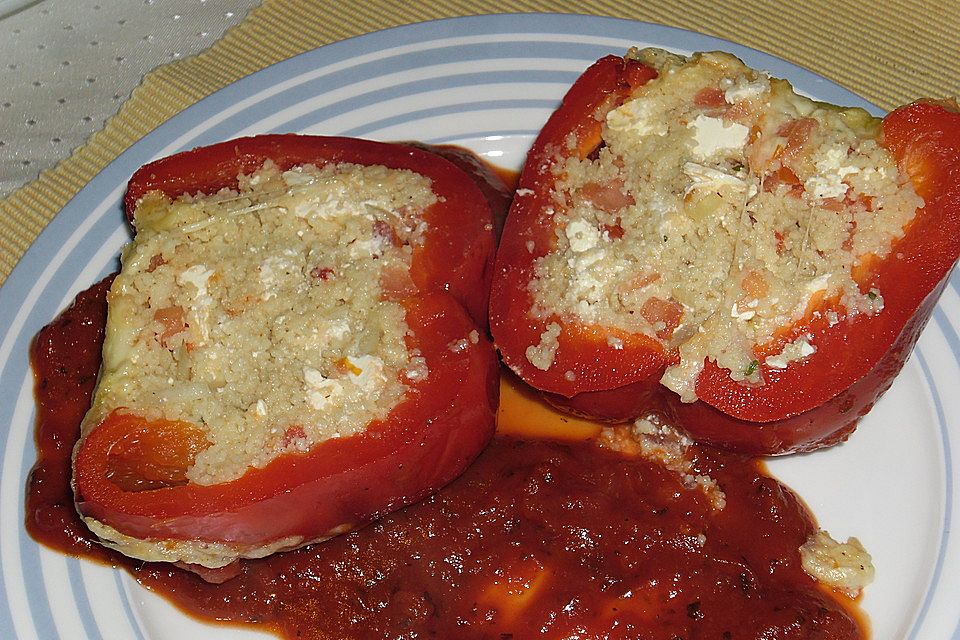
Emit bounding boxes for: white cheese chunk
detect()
[303,366,344,411]
[258,255,296,300]
[177,264,215,296]
[765,337,816,369]
[565,218,601,253]
[805,144,861,200]
[606,96,670,137]
[722,75,770,103]
[688,115,749,160]
[730,302,756,321]
[345,355,387,392]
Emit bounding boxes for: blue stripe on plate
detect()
[272,77,570,137]
[912,341,953,639]
[332,99,558,139]
[67,561,100,640]
[13,192,129,640]
[921,308,960,639]
[115,571,148,640]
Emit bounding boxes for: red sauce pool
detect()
[26,279,866,639]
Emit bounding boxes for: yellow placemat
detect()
[1,0,957,287]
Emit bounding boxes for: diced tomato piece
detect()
[310,266,335,280]
[764,166,804,196]
[740,270,769,298]
[640,297,684,340]
[282,426,307,447]
[693,87,727,109]
[777,117,818,163]
[153,306,187,346]
[579,180,635,213]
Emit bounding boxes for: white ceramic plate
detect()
[0,14,957,640]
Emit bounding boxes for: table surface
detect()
[0,0,958,287]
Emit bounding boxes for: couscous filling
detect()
[529,49,923,401]
[87,160,436,485]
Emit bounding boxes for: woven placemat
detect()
[1,0,956,286]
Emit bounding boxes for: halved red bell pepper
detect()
[490,54,960,454]
[74,136,500,565]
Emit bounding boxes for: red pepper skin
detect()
[491,52,960,454]
[75,135,499,552]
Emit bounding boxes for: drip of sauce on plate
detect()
[26,276,865,639]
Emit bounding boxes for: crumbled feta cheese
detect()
[722,75,770,103]
[805,274,831,295]
[325,318,351,342]
[730,302,756,321]
[177,264,215,296]
[293,194,342,218]
[448,338,470,353]
[688,115,749,160]
[568,247,604,272]
[765,336,816,369]
[258,255,295,300]
[805,144,861,200]
[349,235,388,260]
[303,366,344,411]
[344,355,386,392]
[606,95,670,136]
[565,218,601,253]
[404,356,429,382]
[176,264,216,342]
[805,175,848,200]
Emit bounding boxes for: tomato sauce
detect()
[26,278,865,639]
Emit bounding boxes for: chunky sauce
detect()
[27,279,864,639]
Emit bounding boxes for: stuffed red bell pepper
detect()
[490,48,960,454]
[73,135,500,569]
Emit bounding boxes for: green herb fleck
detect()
[867,290,878,300]
[744,360,759,376]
